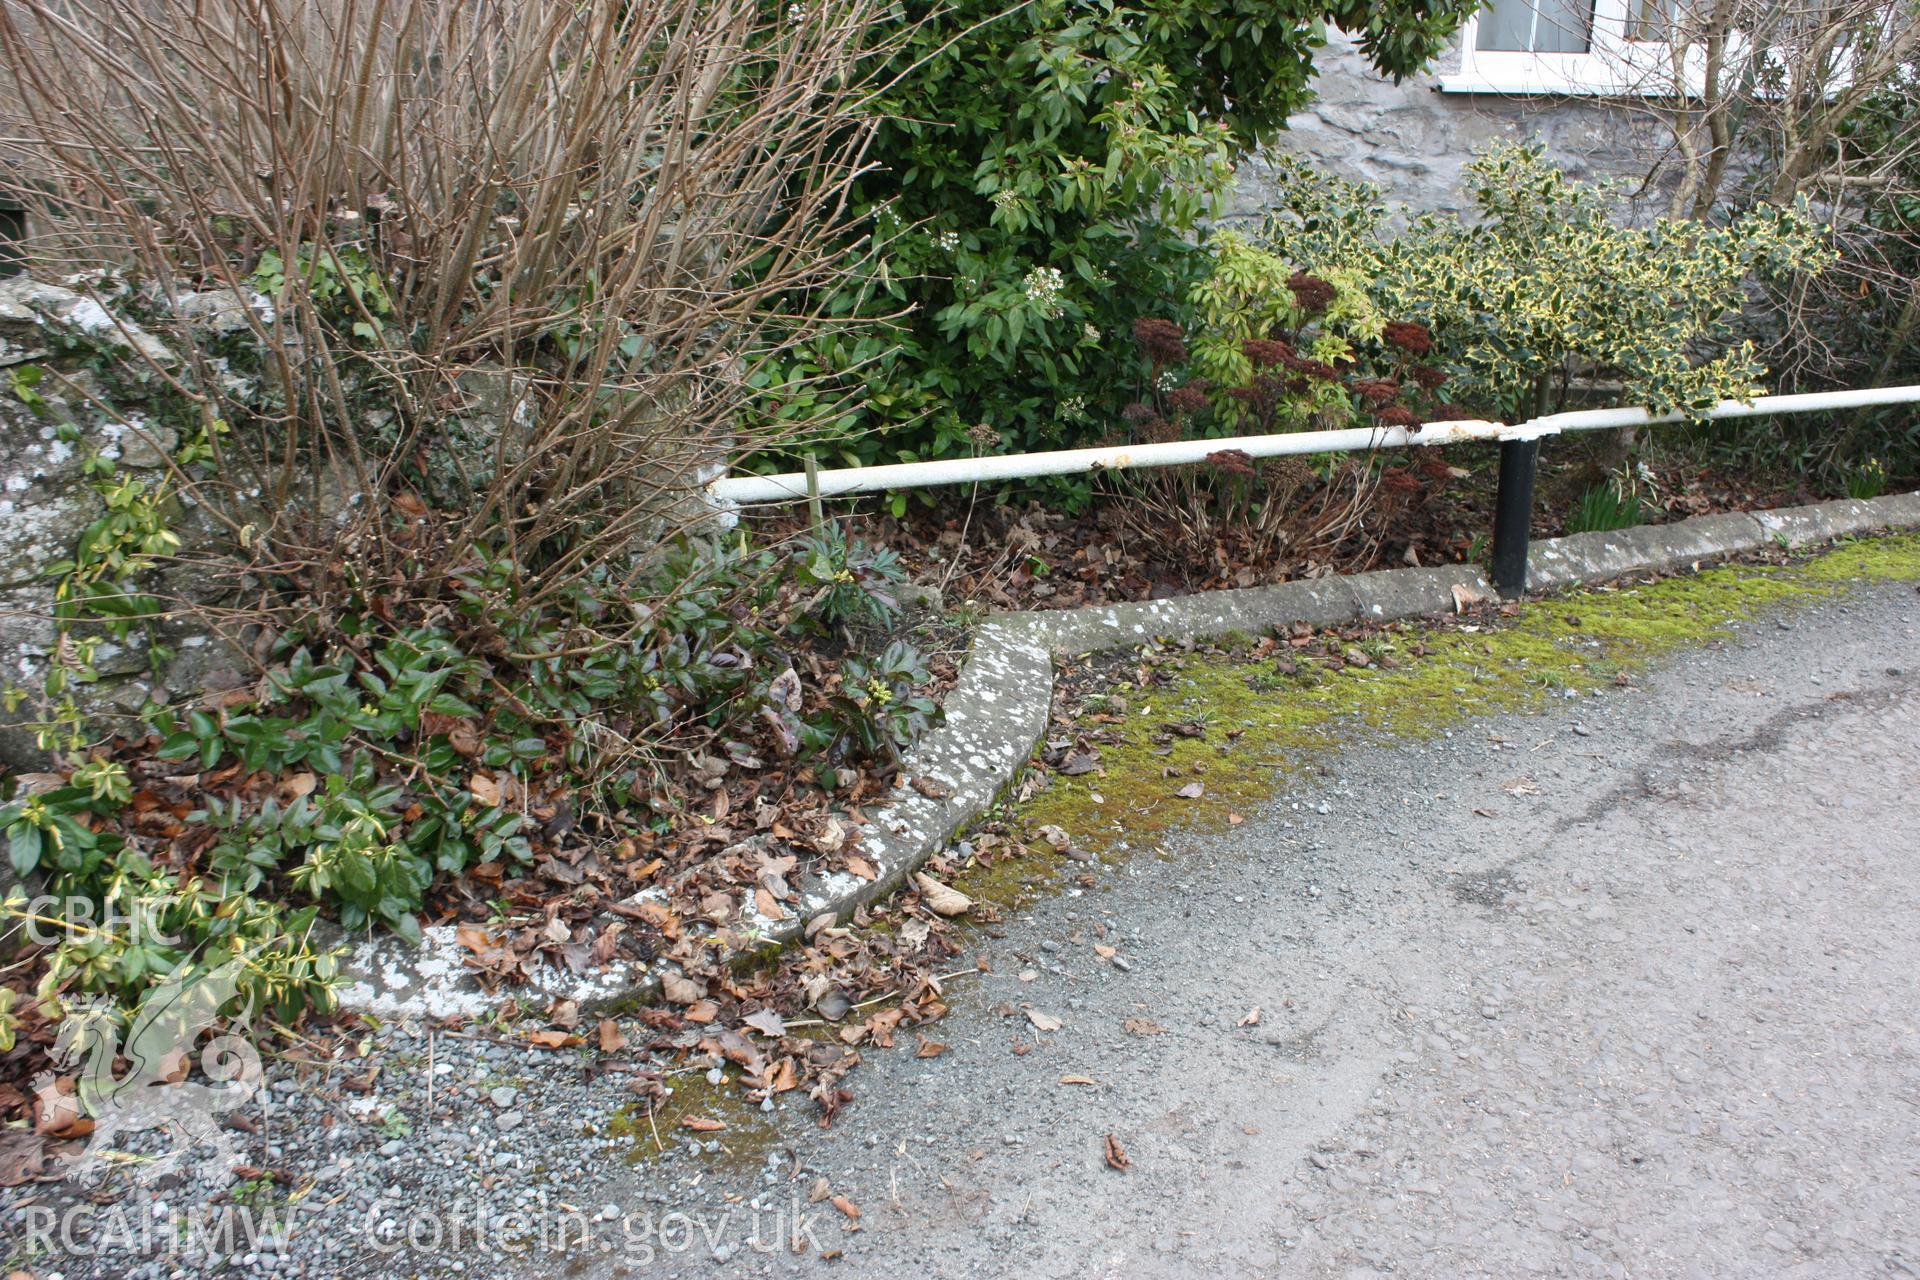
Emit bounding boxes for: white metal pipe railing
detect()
[708,383,1920,506]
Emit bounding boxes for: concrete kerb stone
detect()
[335,489,1920,1018]
[994,576,1362,654]
[1753,495,1917,548]
[1347,563,1493,622]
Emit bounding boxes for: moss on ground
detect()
[599,1073,780,1170]
[1018,533,1920,852]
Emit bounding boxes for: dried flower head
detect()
[1205,448,1257,478]
[1264,456,1315,492]
[1289,356,1338,382]
[1382,320,1433,355]
[1351,378,1401,408]
[1121,401,1159,426]
[1381,466,1423,495]
[1131,316,1188,365]
[1137,412,1178,444]
[1167,384,1211,415]
[1409,364,1448,391]
[1286,272,1336,314]
[1426,402,1474,422]
[968,422,1000,447]
[1242,338,1294,369]
[1375,404,1422,429]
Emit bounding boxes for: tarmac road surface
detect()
[584,576,1920,1279]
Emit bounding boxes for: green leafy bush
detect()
[754,0,1479,473]
[789,522,908,631]
[1114,237,1456,444]
[1256,146,1833,422]
[825,641,938,767]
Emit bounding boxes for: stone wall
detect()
[0,277,237,771]
[1225,30,1668,224]
[0,273,738,770]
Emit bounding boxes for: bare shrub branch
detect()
[0,0,893,605]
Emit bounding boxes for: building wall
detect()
[1225,29,1669,224]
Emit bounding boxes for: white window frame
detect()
[1439,0,1716,96]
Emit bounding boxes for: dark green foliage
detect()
[790,521,908,630]
[756,0,1477,474]
[4,528,942,1014]
[826,640,937,765]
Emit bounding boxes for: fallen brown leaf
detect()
[1103,1134,1131,1172]
[33,1081,92,1140]
[661,971,707,1005]
[1451,581,1490,613]
[454,924,497,955]
[742,1008,787,1038]
[914,872,972,917]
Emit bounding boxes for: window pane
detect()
[1478,0,1595,53]
[1627,0,1677,42]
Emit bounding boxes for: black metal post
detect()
[1490,437,1539,597]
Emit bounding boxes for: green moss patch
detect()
[1019,533,1920,851]
[598,1075,781,1171]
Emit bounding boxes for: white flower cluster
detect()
[991,189,1022,211]
[1060,395,1087,420]
[786,3,806,24]
[1023,265,1065,318]
[934,229,960,252]
[1156,369,1179,392]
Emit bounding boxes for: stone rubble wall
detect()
[0,277,240,772]
[1226,30,1669,224]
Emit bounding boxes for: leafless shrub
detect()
[1103,453,1389,579]
[1604,2,1920,398]
[0,0,891,605]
